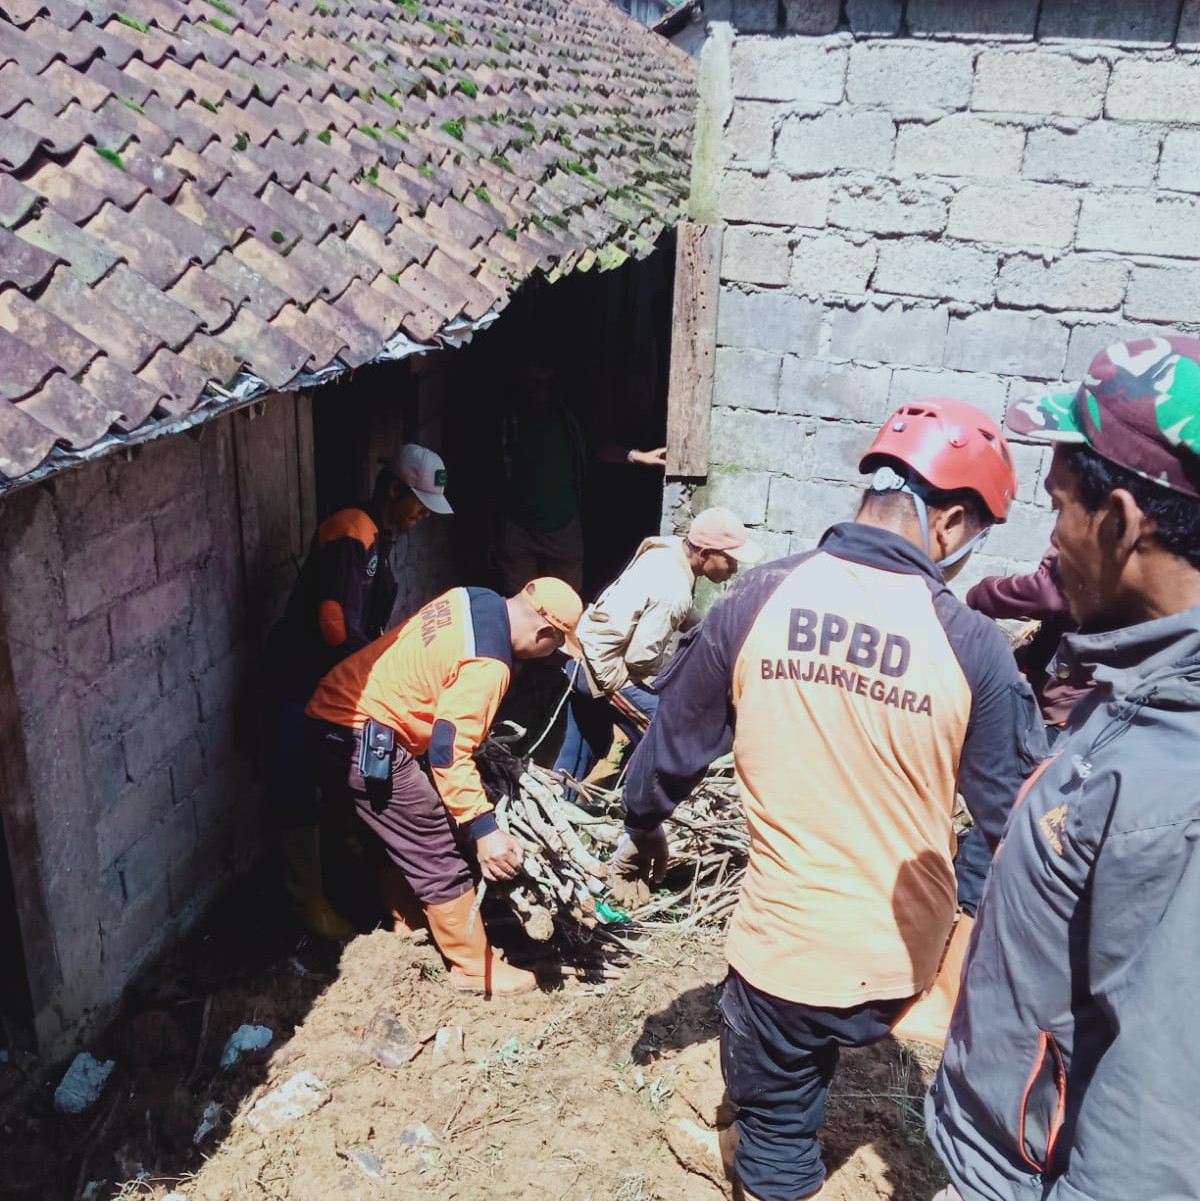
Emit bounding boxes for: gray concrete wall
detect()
[687,1,1200,591]
[0,396,309,1058]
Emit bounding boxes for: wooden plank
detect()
[665,222,723,478]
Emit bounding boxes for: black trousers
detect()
[720,970,911,1201]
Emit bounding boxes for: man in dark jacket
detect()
[928,336,1200,1201]
[617,399,1046,1201]
[265,444,453,940]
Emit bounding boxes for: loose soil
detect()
[0,879,947,1201]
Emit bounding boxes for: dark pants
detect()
[268,699,322,827]
[553,668,659,791]
[720,970,911,1201]
[308,719,473,907]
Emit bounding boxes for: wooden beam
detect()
[665,222,723,478]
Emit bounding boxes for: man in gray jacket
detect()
[927,335,1200,1201]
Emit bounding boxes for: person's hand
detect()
[475,829,525,881]
[628,447,667,467]
[608,825,670,907]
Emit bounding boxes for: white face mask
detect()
[867,466,991,570]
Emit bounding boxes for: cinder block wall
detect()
[692,0,1200,588]
[0,397,308,1057]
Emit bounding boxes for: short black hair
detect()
[372,467,415,505]
[860,458,991,533]
[1062,443,1200,571]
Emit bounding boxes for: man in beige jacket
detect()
[553,508,762,792]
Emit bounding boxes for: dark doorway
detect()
[0,815,35,1054]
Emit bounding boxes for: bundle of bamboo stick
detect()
[474,740,748,940]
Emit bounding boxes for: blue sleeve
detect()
[622,561,792,831]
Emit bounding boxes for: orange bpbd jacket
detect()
[306,587,512,828]
[622,524,1046,1008]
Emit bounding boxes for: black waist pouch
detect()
[359,719,396,782]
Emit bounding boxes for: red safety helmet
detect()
[859,398,1018,522]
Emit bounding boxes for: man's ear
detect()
[1107,488,1152,556]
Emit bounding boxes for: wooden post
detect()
[666,222,723,478]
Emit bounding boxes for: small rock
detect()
[345,1149,385,1179]
[245,1071,329,1134]
[362,1012,421,1068]
[53,1053,116,1115]
[397,1123,439,1147]
[431,1026,464,1065]
[219,1025,273,1069]
[163,1194,189,1200]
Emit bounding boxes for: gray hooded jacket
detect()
[926,606,1200,1201]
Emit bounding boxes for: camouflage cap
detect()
[1006,336,1200,498]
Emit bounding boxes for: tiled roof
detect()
[0,0,696,488]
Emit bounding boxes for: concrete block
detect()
[1180,0,1200,45]
[1076,192,1200,257]
[783,0,840,32]
[1006,441,1052,508]
[972,50,1109,118]
[946,549,1013,599]
[750,529,795,563]
[63,525,157,621]
[82,649,162,743]
[767,476,862,537]
[708,468,772,526]
[828,301,950,368]
[776,110,896,175]
[791,234,876,295]
[1107,59,1200,124]
[722,227,792,286]
[96,771,170,869]
[1065,321,1185,377]
[948,183,1079,249]
[1024,122,1161,188]
[848,42,975,111]
[780,358,893,422]
[168,825,234,918]
[99,884,174,978]
[1159,129,1200,192]
[123,681,200,780]
[908,0,1039,38]
[51,459,115,557]
[731,38,848,103]
[717,287,824,354]
[710,407,811,474]
[1037,0,1179,45]
[719,172,831,227]
[830,177,951,236]
[196,651,247,723]
[65,615,112,682]
[170,735,206,805]
[113,433,204,514]
[1126,261,1200,323]
[731,0,778,31]
[725,101,775,173]
[890,367,1010,422]
[984,499,1055,563]
[894,115,1026,179]
[89,736,131,812]
[192,760,242,834]
[153,501,213,576]
[810,419,881,482]
[874,239,998,305]
[714,348,783,412]
[6,636,66,717]
[996,253,1129,312]
[845,0,901,34]
[109,575,193,660]
[945,311,1069,379]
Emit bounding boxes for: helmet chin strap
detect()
[867,467,991,570]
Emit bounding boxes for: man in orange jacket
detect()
[306,578,582,995]
[265,444,454,940]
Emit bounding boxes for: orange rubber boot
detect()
[370,863,427,938]
[424,890,538,996]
